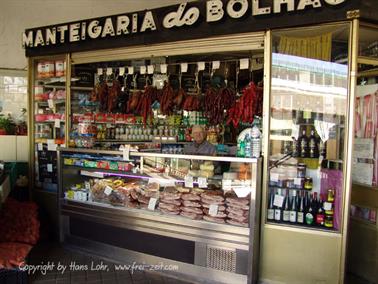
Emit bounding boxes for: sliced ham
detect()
[226,207,249,217]
[180,212,203,220]
[202,204,226,211]
[181,193,201,201]
[227,213,248,222]
[203,215,226,224]
[182,200,202,208]
[201,198,225,206]
[226,202,250,211]
[158,202,180,211]
[160,192,182,200]
[226,197,249,206]
[160,198,181,206]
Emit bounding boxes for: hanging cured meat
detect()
[107,79,121,112]
[160,82,175,115]
[204,87,236,125]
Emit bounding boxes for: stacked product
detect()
[158,187,182,215]
[225,196,250,227]
[201,190,227,224]
[180,189,203,220]
[136,182,160,210]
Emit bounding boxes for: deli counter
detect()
[58,147,262,284]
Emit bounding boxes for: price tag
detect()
[180,63,188,73]
[104,186,113,196]
[323,202,333,211]
[54,119,60,128]
[148,198,157,211]
[209,204,218,217]
[273,194,284,208]
[48,99,54,109]
[198,177,207,188]
[140,66,146,74]
[270,173,279,182]
[47,164,53,172]
[184,175,194,188]
[160,64,168,74]
[233,187,252,198]
[294,178,302,186]
[122,145,130,161]
[106,68,113,75]
[85,181,91,190]
[212,61,220,70]
[240,58,249,70]
[97,68,103,75]
[37,143,43,151]
[128,66,134,75]
[197,62,205,71]
[147,65,154,74]
[119,67,125,76]
[47,141,57,151]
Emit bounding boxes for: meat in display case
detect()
[58,148,261,284]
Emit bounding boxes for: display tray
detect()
[61,198,250,250]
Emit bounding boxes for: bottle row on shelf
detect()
[267,188,336,229]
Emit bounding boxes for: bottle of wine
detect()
[292,137,299,157]
[282,190,290,222]
[309,129,319,158]
[299,130,309,158]
[274,189,282,222]
[305,193,315,226]
[289,191,298,223]
[316,194,325,226]
[297,193,305,224]
[267,193,275,221]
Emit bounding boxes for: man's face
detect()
[192,129,206,144]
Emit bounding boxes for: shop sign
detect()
[23,0,352,55]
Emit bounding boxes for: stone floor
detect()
[27,242,195,284]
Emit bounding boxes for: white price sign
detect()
[128,66,134,75]
[85,181,91,190]
[37,143,43,151]
[212,61,220,70]
[160,64,168,74]
[323,202,333,211]
[97,68,103,75]
[47,164,53,173]
[273,194,284,208]
[209,204,219,217]
[104,186,113,196]
[147,65,154,74]
[197,62,205,71]
[122,145,130,161]
[148,198,157,211]
[198,177,207,188]
[294,178,302,186]
[181,63,188,73]
[270,173,279,182]
[184,175,194,188]
[54,119,60,128]
[48,99,54,109]
[140,66,146,74]
[240,58,249,70]
[106,68,113,75]
[119,67,125,76]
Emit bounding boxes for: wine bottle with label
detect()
[305,193,315,226]
[282,190,290,223]
[267,192,275,221]
[299,130,309,158]
[316,194,325,226]
[309,129,319,158]
[297,193,305,225]
[289,191,298,223]
[274,189,282,222]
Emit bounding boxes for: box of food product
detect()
[55,60,65,77]
[97,160,110,170]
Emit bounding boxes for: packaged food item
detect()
[55,60,65,77]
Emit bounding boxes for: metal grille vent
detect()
[206,246,236,272]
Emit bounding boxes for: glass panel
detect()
[353,25,378,187]
[267,24,350,232]
[33,57,66,192]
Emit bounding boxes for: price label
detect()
[47,164,53,173]
[212,61,220,70]
[294,178,302,186]
[240,58,249,70]
[233,186,252,198]
[184,175,194,188]
[323,202,333,211]
[37,143,43,151]
[140,66,146,74]
[122,145,130,161]
[209,204,219,217]
[160,64,168,74]
[54,119,60,128]
[85,181,91,190]
[128,66,134,75]
[47,142,57,151]
[273,194,284,208]
[104,186,113,196]
[106,68,113,75]
[180,63,188,73]
[97,68,103,75]
[147,65,154,74]
[197,62,205,71]
[119,67,125,76]
[48,99,54,109]
[270,173,279,182]
[198,177,207,188]
[148,198,157,211]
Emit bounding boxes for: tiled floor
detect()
[27,242,195,284]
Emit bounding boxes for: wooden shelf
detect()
[351,183,378,210]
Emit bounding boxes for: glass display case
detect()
[31,56,67,192]
[266,24,351,232]
[58,148,261,283]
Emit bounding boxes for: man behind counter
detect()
[183,125,216,156]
